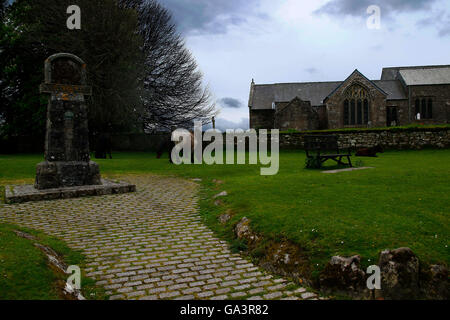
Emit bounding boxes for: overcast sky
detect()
[160,0,450,130]
[7,0,449,130]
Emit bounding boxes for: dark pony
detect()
[156,132,196,163]
[356,145,384,157]
[95,132,112,159]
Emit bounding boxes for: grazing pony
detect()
[156,131,198,163]
[356,145,384,157]
[95,133,113,159]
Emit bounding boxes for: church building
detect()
[248,65,450,131]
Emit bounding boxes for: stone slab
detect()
[35,161,101,190]
[4,179,136,204]
[322,167,375,174]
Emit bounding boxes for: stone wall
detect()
[410,84,450,123]
[0,135,45,154]
[314,105,328,130]
[109,133,169,152]
[274,98,319,131]
[1,133,170,154]
[4,129,450,154]
[279,127,450,150]
[250,109,275,130]
[386,99,409,126]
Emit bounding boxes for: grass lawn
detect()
[1,150,449,283]
[0,224,106,300]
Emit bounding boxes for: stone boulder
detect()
[235,217,259,243]
[319,255,366,296]
[378,247,420,300]
[219,213,231,224]
[214,191,228,199]
[421,264,449,300]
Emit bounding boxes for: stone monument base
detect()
[4,179,136,204]
[35,161,101,190]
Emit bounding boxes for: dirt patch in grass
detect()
[14,230,83,300]
[0,224,107,300]
[0,186,5,204]
[255,239,312,284]
[233,217,313,288]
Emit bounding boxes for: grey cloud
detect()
[315,0,449,37]
[438,25,450,37]
[304,67,319,74]
[159,0,262,34]
[6,0,260,34]
[218,97,242,109]
[314,0,437,17]
[417,12,450,37]
[416,16,436,29]
[370,44,383,51]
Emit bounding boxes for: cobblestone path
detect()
[0,175,318,300]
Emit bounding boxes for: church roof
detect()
[399,67,450,85]
[249,81,342,109]
[381,65,450,85]
[372,80,407,100]
[249,79,407,110]
[324,69,387,103]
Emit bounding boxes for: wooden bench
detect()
[304,135,353,168]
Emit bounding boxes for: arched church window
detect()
[364,99,369,124]
[427,99,433,119]
[415,99,420,118]
[415,98,433,120]
[350,100,356,125]
[357,100,363,124]
[421,99,427,119]
[344,100,349,125]
[343,84,370,125]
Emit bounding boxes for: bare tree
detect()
[2,0,216,139]
[121,0,217,131]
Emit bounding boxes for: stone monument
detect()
[4,53,136,204]
[36,53,101,189]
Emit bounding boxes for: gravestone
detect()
[35,53,101,189]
